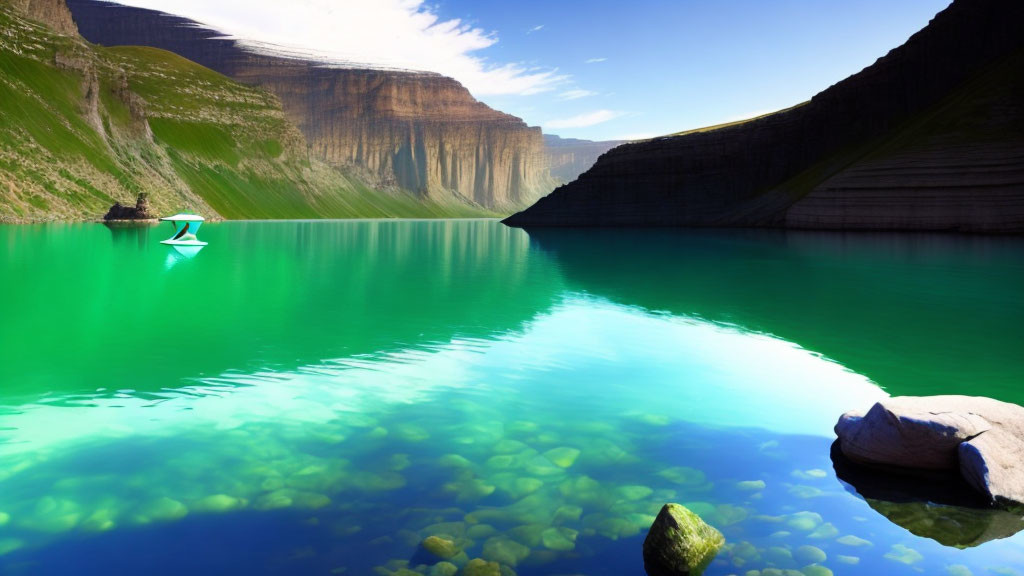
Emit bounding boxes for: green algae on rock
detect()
[643,503,725,576]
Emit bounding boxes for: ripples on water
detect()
[1,221,1023,575]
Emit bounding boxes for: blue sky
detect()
[118,0,952,140]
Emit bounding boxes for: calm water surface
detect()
[1,220,1023,575]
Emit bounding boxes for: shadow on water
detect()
[524,227,1024,403]
[830,442,1024,548]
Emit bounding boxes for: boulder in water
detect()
[642,503,724,576]
[835,395,1024,506]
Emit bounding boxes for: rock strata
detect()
[67,0,552,211]
[835,396,1024,506]
[505,0,1024,232]
[643,503,724,576]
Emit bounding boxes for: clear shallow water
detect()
[1,220,1023,576]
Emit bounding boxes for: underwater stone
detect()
[466,524,498,540]
[421,536,461,560]
[0,512,8,526]
[834,555,859,565]
[28,497,81,533]
[800,566,833,576]
[492,439,529,454]
[785,512,822,531]
[643,503,725,576]
[793,545,826,564]
[711,504,748,526]
[81,508,118,532]
[659,467,707,486]
[0,538,24,556]
[543,447,581,468]
[553,505,583,524]
[617,485,654,501]
[540,526,577,551]
[835,535,871,547]
[788,486,823,499]
[193,494,244,513]
[255,490,294,510]
[481,537,530,566]
[429,562,458,576]
[946,565,973,576]
[463,558,501,576]
[736,480,766,491]
[139,497,188,523]
[883,544,923,565]
[764,546,793,566]
[807,523,838,539]
[439,454,474,468]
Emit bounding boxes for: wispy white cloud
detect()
[110,0,566,97]
[545,109,623,129]
[585,57,608,64]
[558,89,597,100]
[527,24,544,34]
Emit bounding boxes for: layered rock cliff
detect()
[544,134,625,185]
[0,0,482,222]
[67,0,552,212]
[506,0,1024,232]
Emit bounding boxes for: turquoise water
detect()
[1,220,1023,575]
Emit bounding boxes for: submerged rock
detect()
[420,536,461,560]
[643,503,725,576]
[835,396,1024,505]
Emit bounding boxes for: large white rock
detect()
[835,396,1024,506]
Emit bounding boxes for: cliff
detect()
[0,1,488,222]
[506,0,1024,232]
[544,134,626,185]
[8,0,77,34]
[67,0,553,212]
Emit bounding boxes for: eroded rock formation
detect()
[67,0,552,211]
[506,0,1024,232]
[8,0,77,34]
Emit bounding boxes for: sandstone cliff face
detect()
[544,134,625,185]
[67,0,551,212]
[506,0,1024,232]
[7,0,77,34]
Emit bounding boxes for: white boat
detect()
[160,214,208,246]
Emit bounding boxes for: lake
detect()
[1,220,1023,576]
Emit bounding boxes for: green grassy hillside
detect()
[0,6,493,221]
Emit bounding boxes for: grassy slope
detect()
[0,7,493,222]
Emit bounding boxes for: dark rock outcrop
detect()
[67,0,552,211]
[506,0,1024,232]
[544,134,625,184]
[103,193,152,220]
[835,396,1024,507]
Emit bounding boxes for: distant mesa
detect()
[506,0,1024,232]
[544,134,627,185]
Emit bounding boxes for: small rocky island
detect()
[103,193,156,222]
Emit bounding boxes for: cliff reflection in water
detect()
[0,221,564,401]
[525,228,1024,403]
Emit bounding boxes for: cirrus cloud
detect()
[544,109,624,130]
[107,0,567,97]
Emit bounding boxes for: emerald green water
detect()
[1,221,1023,575]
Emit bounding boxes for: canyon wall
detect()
[67,0,551,212]
[506,0,1024,232]
[544,135,625,185]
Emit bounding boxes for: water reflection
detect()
[526,228,1024,403]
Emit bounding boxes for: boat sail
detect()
[159,214,208,246]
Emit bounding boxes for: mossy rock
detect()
[463,558,501,576]
[643,503,725,576]
[421,536,461,560]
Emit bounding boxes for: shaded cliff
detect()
[544,134,625,185]
[8,0,76,34]
[507,0,1024,232]
[0,1,488,222]
[67,0,553,212]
